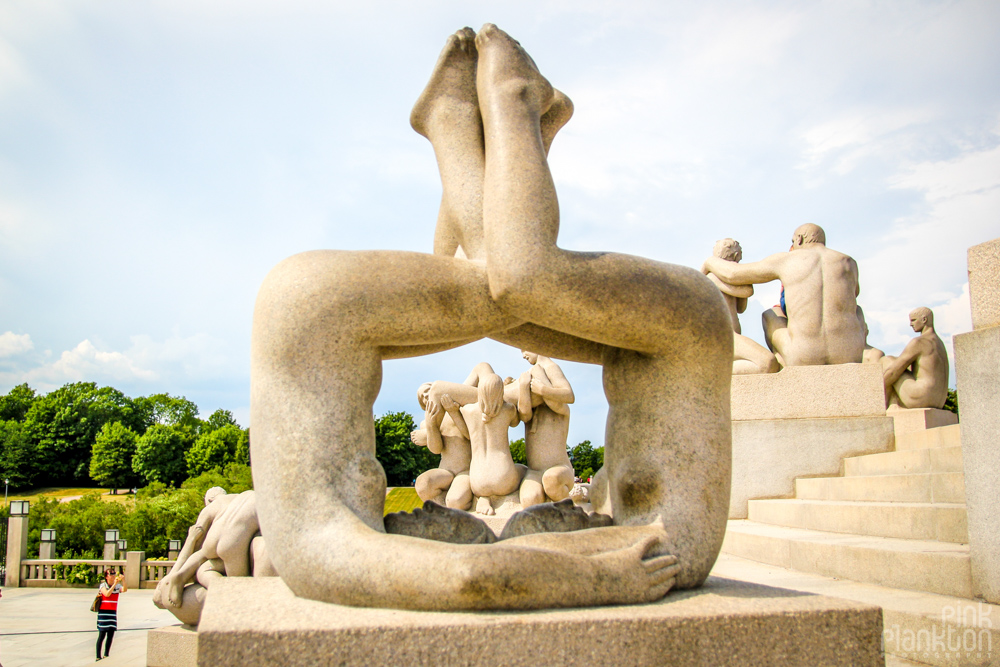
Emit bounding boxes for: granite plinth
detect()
[730,416,895,518]
[955,324,1000,604]
[731,364,885,421]
[968,238,1000,330]
[148,624,199,667]
[194,576,883,667]
[886,406,958,439]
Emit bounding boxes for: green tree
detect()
[89,421,140,493]
[135,393,201,430]
[509,437,527,466]
[185,424,248,476]
[374,411,438,487]
[202,408,238,434]
[182,462,254,497]
[0,383,36,421]
[568,440,604,480]
[23,382,145,485]
[0,419,38,488]
[944,388,959,416]
[133,424,196,486]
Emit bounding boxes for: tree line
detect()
[0,382,248,492]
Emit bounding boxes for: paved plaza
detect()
[0,586,176,667]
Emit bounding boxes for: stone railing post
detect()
[4,514,29,587]
[125,551,145,590]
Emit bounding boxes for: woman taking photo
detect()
[96,569,126,660]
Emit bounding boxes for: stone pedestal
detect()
[730,364,894,518]
[148,624,198,667]
[3,515,28,587]
[182,576,883,667]
[886,406,958,439]
[955,240,1000,604]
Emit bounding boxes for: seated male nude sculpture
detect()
[706,239,779,374]
[880,307,949,409]
[516,350,577,506]
[153,487,276,625]
[411,382,473,510]
[702,224,865,367]
[251,25,732,611]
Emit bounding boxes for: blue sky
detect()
[0,1,998,449]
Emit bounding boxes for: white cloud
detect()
[0,332,237,394]
[0,332,33,357]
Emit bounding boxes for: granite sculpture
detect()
[516,351,577,505]
[880,307,949,409]
[706,239,779,374]
[251,24,731,611]
[412,382,473,510]
[702,224,865,367]
[153,488,276,626]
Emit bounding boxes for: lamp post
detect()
[4,500,29,587]
[39,528,56,559]
[116,538,127,555]
[168,539,181,560]
[9,500,29,517]
[104,529,119,561]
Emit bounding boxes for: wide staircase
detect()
[717,422,999,666]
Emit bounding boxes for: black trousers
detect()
[96,628,115,658]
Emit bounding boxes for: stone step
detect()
[712,553,998,667]
[795,473,965,503]
[747,499,968,543]
[895,424,962,451]
[722,521,973,598]
[845,447,964,477]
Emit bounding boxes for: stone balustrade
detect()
[18,557,175,589]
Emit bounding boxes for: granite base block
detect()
[730,416,895,519]
[955,324,1000,605]
[887,406,958,439]
[147,624,198,667]
[731,364,886,421]
[195,576,883,667]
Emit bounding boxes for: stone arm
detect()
[882,339,922,388]
[706,272,754,300]
[736,296,748,314]
[441,395,471,440]
[702,254,783,287]
[276,506,673,611]
[517,370,533,423]
[534,358,575,405]
[424,402,446,455]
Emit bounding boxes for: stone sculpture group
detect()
[150,24,954,624]
[412,351,576,515]
[250,24,733,611]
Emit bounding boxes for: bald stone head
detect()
[909,307,934,332]
[791,224,826,249]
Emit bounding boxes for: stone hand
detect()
[440,394,459,411]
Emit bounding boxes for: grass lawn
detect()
[383,487,422,516]
[5,487,132,504]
